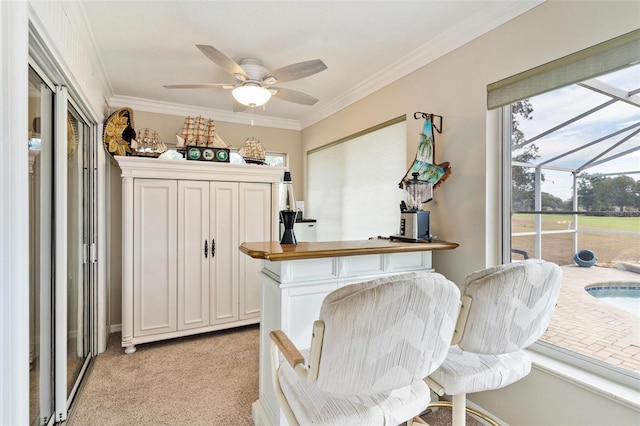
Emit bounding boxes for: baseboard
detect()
[110,323,122,333]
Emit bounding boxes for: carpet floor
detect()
[68,325,481,426]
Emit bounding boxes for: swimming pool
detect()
[585,284,640,317]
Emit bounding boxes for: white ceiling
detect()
[79,1,543,129]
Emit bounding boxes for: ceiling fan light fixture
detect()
[232,85,272,107]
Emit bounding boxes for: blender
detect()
[392,172,433,242]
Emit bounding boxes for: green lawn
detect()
[511,213,639,265]
[512,213,640,232]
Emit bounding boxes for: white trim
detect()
[499,107,512,264]
[54,86,69,423]
[108,95,302,131]
[97,125,109,353]
[531,341,640,391]
[37,79,54,426]
[110,323,122,334]
[0,2,29,425]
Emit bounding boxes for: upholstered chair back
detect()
[457,259,562,354]
[315,272,461,395]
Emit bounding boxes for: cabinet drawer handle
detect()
[211,238,216,258]
[204,239,208,258]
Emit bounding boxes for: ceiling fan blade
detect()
[233,100,248,112]
[196,44,248,79]
[263,60,327,84]
[164,83,235,89]
[270,87,319,105]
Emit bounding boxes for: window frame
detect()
[499,106,640,389]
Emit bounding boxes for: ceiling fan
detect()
[164,44,327,111]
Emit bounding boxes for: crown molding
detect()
[299,1,543,129]
[108,95,302,130]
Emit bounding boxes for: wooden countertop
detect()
[239,239,459,261]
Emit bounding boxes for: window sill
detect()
[526,348,640,411]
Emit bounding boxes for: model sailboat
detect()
[176,116,229,150]
[131,128,167,157]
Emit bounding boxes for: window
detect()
[264,151,286,167]
[493,30,640,386]
[307,117,406,241]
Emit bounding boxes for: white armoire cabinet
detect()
[117,157,284,353]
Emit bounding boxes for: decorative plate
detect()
[103,107,135,158]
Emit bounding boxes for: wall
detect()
[107,109,301,327]
[301,0,640,285]
[301,1,640,423]
[471,357,640,425]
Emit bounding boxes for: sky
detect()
[513,64,640,201]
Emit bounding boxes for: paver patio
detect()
[542,264,640,374]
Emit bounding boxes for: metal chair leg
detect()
[427,400,501,426]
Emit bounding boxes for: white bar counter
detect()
[239,239,458,426]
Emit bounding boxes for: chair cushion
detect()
[316,272,461,395]
[429,345,531,395]
[458,259,562,354]
[279,350,433,425]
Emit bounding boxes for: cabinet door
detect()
[209,182,239,325]
[177,181,210,330]
[133,179,177,336]
[238,182,272,319]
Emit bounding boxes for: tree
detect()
[511,99,543,210]
[610,175,637,211]
[541,192,564,210]
[578,174,640,211]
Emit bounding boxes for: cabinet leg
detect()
[124,345,137,354]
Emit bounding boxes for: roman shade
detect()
[307,116,406,240]
[487,29,640,110]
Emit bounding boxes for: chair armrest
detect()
[425,376,445,396]
[270,330,305,368]
[451,295,472,346]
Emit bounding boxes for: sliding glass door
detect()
[28,66,54,426]
[66,105,93,404]
[28,65,96,425]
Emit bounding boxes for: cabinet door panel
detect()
[210,182,239,324]
[133,179,177,336]
[239,183,272,319]
[177,181,210,330]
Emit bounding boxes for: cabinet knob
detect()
[204,239,208,258]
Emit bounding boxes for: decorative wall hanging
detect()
[399,112,451,190]
[103,107,136,158]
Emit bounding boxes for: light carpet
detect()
[68,325,481,426]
